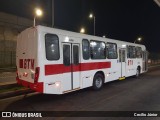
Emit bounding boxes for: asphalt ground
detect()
[0,66,160,120]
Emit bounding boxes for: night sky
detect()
[0,0,160,53]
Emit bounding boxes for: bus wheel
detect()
[93,73,104,90]
[135,67,140,78]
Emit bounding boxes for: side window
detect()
[82,39,90,60]
[90,40,106,59]
[127,46,136,58]
[119,49,125,62]
[122,50,125,62]
[45,34,60,60]
[133,46,136,58]
[73,45,79,65]
[119,50,122,62]
[127,46,130,58]
[106,43,117,59]
[63,45,70,66]
[136,47,142,58]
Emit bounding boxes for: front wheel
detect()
[92,73,104,90]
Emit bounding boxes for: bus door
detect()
[142,51,148,72]
[119,49,126,79]
[62,43,80,91]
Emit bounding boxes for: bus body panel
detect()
[16,27,44,93]
[16,25,148,94]
[16,28,38,83]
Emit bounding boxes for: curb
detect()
[0,82,35,100]
[0,88,34,99]
[148,65,160,68]
[0,82,17,90]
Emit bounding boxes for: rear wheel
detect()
[135,67,140,78]
[92,73,104,90]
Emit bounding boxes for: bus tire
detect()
[135,67,140,78]
[92,73,104,90]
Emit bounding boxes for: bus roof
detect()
[25,25,146,49]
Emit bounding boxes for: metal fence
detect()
[0,51,16,68]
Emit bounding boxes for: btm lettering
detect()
[19,59,34,69]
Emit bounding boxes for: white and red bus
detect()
[16,25,148,94]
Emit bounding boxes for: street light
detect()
[80,28,85,33]
[33,8,43,27]
[138,37,142,41]
[134,37,142,43]
[89,13,95,35]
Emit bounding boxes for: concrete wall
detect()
[0,12,33,67]
[0,12,33,52]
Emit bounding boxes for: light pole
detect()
[134,37,142,43]
[51,0,54,27]
[33,8,43,27]
[89,13,95,35]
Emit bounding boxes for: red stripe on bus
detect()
[45,62,111,76]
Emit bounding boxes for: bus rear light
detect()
[34,67,40,83]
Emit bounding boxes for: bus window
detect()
[90,40,106,59]
[106,43,117,59]
[119,49,125,62]
[127,46,136,58]
[136,47,142,58]
[82,39,90,60]
[73,45,79,65]
[45,34,60,60]
[133,46,136,58]
[127,46,129,58]
[63,45,70,66]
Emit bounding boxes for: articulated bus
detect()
[16,25,148,94]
